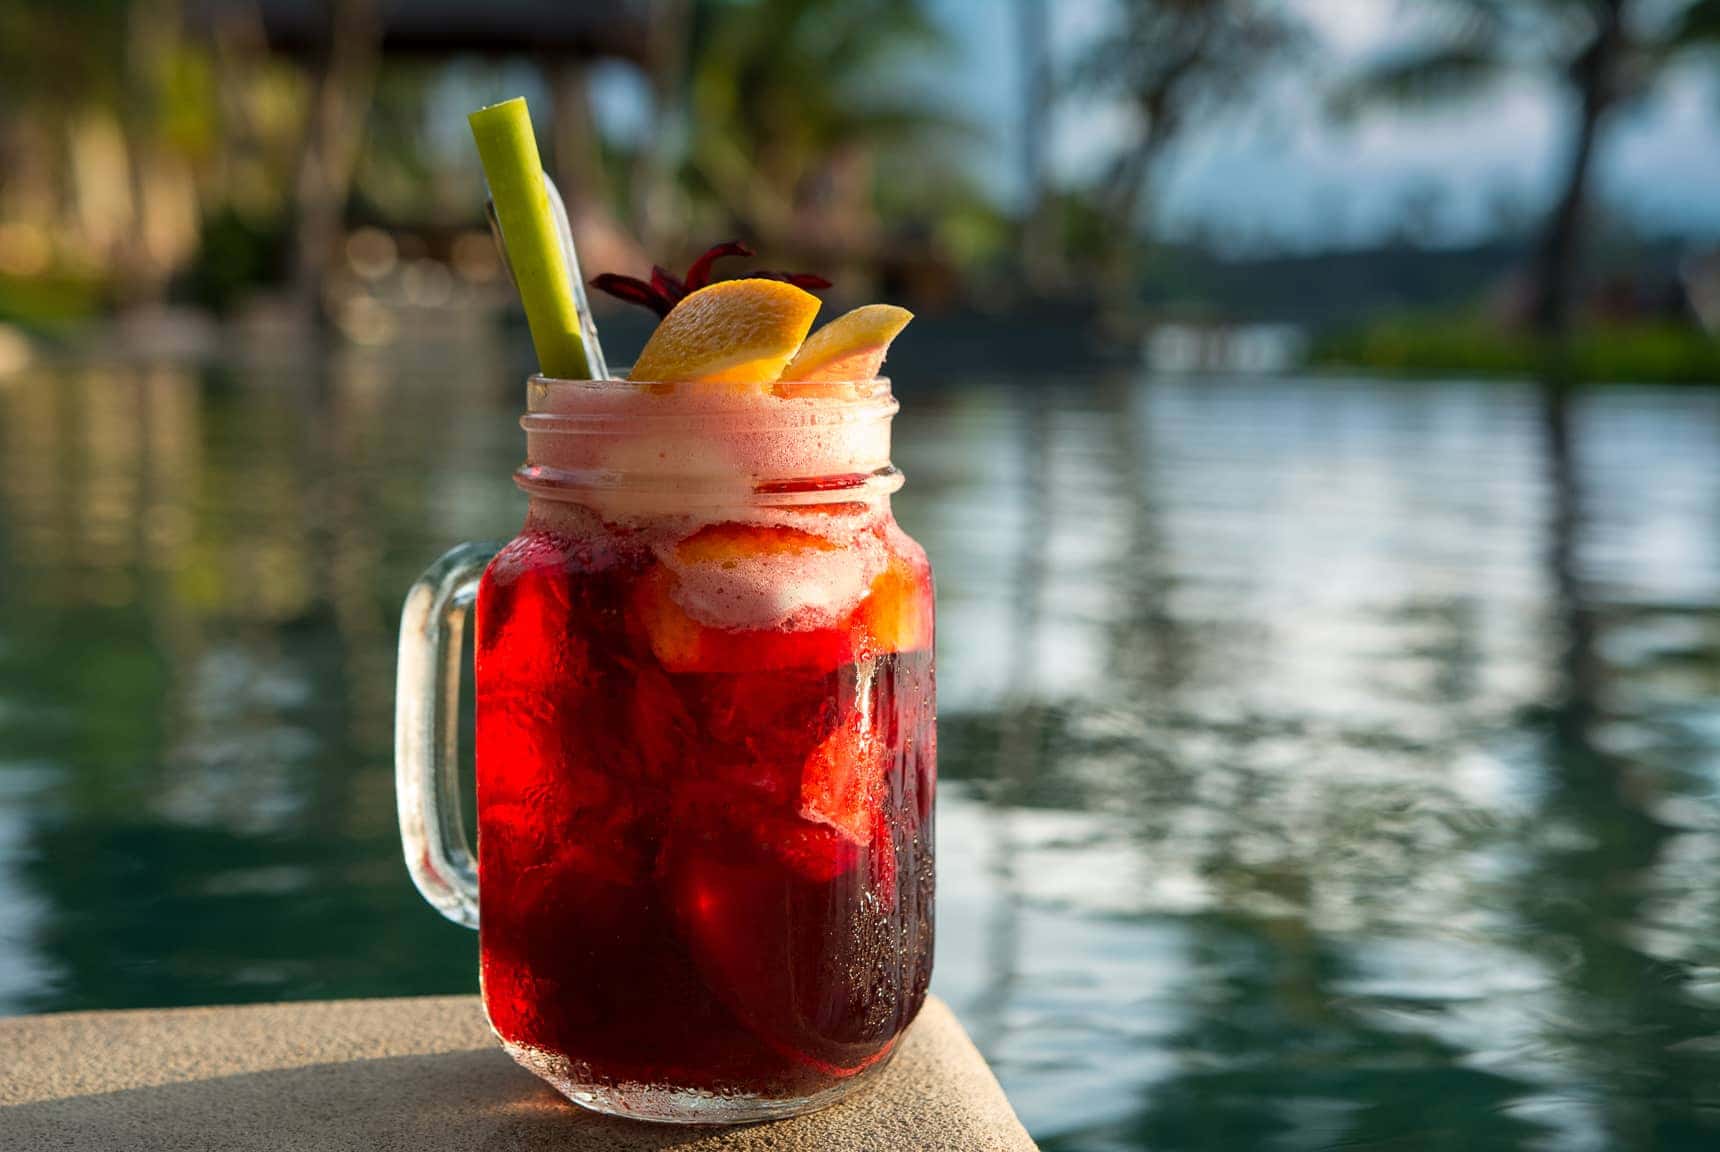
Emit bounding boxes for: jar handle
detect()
[395,541,498,929]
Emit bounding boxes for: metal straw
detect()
[485,171,609,380]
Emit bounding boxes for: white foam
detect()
[518,380,900,629]
[659,525,886,632]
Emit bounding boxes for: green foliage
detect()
[0,273,103,332]
[1336,0,1720,117]
[0,0,131,111]
[1330,1,1720,339]
[1074,0,1309,114]
[1069,0,1307,278]
[1674,0,1720,44]
[351,66,442,225]
[681,0,965,243]
[1329,44,1504,117]
[874,167,1014,268]
[1314,313,1720,383]
[177,207,287,316]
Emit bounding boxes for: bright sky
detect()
[923,0,1720,249]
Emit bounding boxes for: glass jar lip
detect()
[523,373,898,431]
[527,372,893,400]
[516,372,901,506]
[531,370,891,389]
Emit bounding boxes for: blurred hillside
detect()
[0,0,1716,378]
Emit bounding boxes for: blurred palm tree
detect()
[0,0,208,303]
[1337,0,1720,339]
[289,0,381,319]
[671,0,962,270]
[1018,0,1058,291]
[1073,0,1307,303]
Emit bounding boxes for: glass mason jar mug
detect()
[396,374,936,1123]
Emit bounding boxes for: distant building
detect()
[1685,251,1720,336]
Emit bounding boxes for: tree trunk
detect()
[1540,379,1598,753]
[1531,0,1626,339]
[1097,126,1168,329]
[116,0,185,307]
[1018,0,1059,293]
[635,0,692,255]
[289,0,381,323]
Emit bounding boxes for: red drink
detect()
[395,197,933,1120]
[473,509,934,1113]
[379,371,939,1120]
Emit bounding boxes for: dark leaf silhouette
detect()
[592,242,831,318]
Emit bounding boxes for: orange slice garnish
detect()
[856,547,933,654]
[629,278,821,387]
[780,304,912,384]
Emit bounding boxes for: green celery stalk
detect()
[468,98,591,379]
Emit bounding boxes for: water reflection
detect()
[2,359,1719,1149]
[903,376,1720,1148]
[0,351,520,1011]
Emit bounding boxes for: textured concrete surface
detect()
[0,995,1035,1151]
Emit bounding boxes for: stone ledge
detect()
[0,995,1036,1151]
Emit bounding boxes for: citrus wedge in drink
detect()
[780,304,913,386]
[629,279,821,388]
